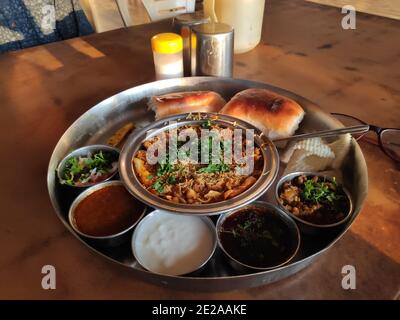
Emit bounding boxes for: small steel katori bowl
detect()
[119,112,280,216]
[275,172,353,234]
[131,209,217,276]
[216,201,300,272]
[68,181,146,247]
[57,144,120,188]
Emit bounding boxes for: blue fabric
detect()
[0,0,94,53]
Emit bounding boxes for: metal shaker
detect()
[192,23,234,78]
[173,12,210,76]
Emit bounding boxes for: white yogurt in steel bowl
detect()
[132,210,217,276]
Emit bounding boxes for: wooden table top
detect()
[0,0,399,299]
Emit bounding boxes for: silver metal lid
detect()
[192,22,233,35]
[173,12,210,26]
[192,23,234,77]
[173,13,211,77]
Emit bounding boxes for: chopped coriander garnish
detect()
[156,159,173,176]
[198,163,230,174]
[152,181,164,193]
[222,211,281,249]
[167,175,177,184]
[301,177,337,204]
[197,135,230,174]
[61,150,117,186]
[201,119,212,129]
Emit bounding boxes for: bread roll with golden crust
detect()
[220,88,305,140]
[149,91,226,119]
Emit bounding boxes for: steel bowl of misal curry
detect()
[68,181,146,247]
[275,172,353,232]
[216,201,300,272]
[57,145,119,188]
[120,113,279,215]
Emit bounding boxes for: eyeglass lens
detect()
[381,129,400,162]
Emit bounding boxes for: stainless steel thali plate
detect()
[47,77,368,291]
[119,112,279,215]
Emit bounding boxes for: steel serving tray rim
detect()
[47,77,368,291]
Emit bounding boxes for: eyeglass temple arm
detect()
[272,125,370,143]
[369,125,384,134]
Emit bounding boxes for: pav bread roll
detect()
[220,88,305,140]
[149,91,226,119]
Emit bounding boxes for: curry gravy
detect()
[74,185,144,237]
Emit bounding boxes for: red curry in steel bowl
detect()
[69,181,146,246]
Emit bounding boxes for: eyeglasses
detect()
[331,113,400,162]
